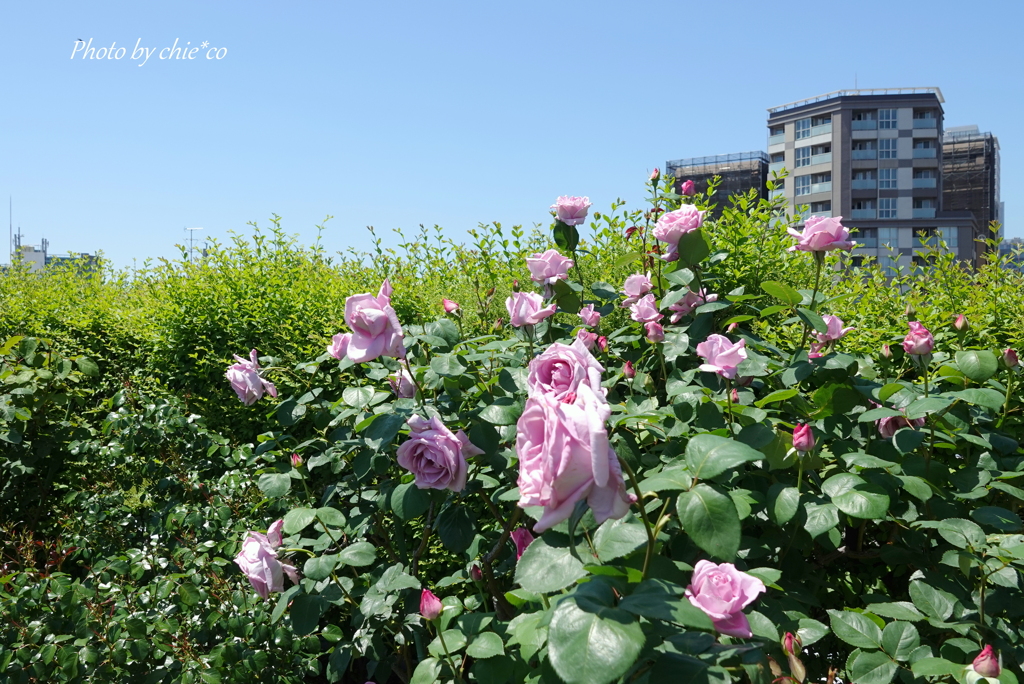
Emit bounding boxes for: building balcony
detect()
[913,177,937,188]
[852,179,877,190]
[809,210,833,218]
[913,148,937,158]
[852,120,877,130]
[913,208,936,219]
[856,237,878,248]
[810,152,832,166]
[851,209,877,220]
[913,119,937,129]
[852,150,877,160]
[810,182,832,194]
[810,123,832,137]
[769,161,786,175]
[769,133,785,146]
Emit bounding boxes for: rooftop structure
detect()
[665,151,769,217]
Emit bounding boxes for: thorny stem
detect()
[616,454,656,580]
[435,624,464,684]
[411,502,435,576]
[724,378,737,436]
[401,355,426,408]
[999,371,1014,428]
[798,252,824,351]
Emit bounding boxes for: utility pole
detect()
[184,227,203,261]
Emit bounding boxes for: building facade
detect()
[942,125,1002,261]
[766,88,979,269]
[665,152,769,218]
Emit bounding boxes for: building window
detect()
[795,175,811,196]
[879,198,897,219]
[853,199,876,211]
[913,169,936,179]
[795,146,811,168]
[853,170,877,181]
[879,168,897,189]
[811,172,831,183]
[879,139,898,159]
[769,125,784,136]
[852,110,876,121]
[770,152,784,163]
[879,109,898,129]
[914,109,935,120]
[938,227,959,248]
[913,139,936,149]
[795,118,811,140]
[913,198,936,209]
[811,115,832,126]
[879,227,899,247]
[810,201,832,213]
[852,140,877,151]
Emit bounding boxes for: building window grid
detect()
[879,109,898,129]
[879,139,898,159]
[879,198,897,219]
[794,118,811,140]
[795,175,811,196]
[795,147,811,168]
[879,168,897,189]
[879,228,899,248]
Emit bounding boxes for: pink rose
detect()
[629,293,663,324]
[787,216,855,252]
[783,632,802,657]
[645,321,665,343]
[653,205,705,262]
[953,314,968,332]
[506,292,557,327]
[528,338,606,403]
[623,360,636,379]
[510,527,535,560]
[389,367,416,398]
[973,646,1001,678]
[234,520,299,599]
[420,589,443,621]
[527,249,574,287]
[680,179,696,196]
[577,329,598,350]
[597,336,608,353]
[877,413,926,439]
[551,196,592,226]
[396,415,482,492]
[579,304,601,328]
[881,343,893,359]
[344,280,406,363]
[327,333,351,360]
[685,560,766,638]
[226,349,278,406]
[442,298,460,314]
[696,334,748,380]
[903,321,934,355]
[810,315,854,355]
[1005,348,1019,368]
[650,168,660,181]
[669,289,717,322]
[621,273,653,307]
[793,423,814,453]
[290,453,303,468]
[516,384,633,532]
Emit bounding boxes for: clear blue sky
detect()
[3,1,1022,268]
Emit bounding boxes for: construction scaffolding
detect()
[665,151,769,217]
[942,126,1001,236]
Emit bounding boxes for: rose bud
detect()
[442,298,460,314]
[782,632,802,656]
[470,565,483,582]
[510,527,535,560]
[680,179,696,196]
[972,645,1000,678]
[954,313,968,332]
[1004,348,1019,369]
[902,321,934,355]
[730,389,739,404]
[645,321,665,343]
[793,424,814,453]
[290,453,303,468]
[623,360,636,379]
[650,168,660,181]
[512,279,520,292]
[727,322,739,333]
[881,343,892,359]
[420,589,443,621]
[597,336,608,353]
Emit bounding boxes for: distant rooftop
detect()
[666,151,769,170]
[768,87,944,115]
[943,125,998,145]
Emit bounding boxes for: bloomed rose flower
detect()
[579,304,601,328]
[327,333,351,360]
[621,273,653,307]
[669,289,716,323]
[577,329,598,350]
[685,560,765,638]
[388,367,416,398]
[528,338,605,403]
[226,349,278,405]
[551,196,592,226]
[234,520,299,599]
[816,315,854,344]
[696,334,747,379]
[344,280,406,363]
[653,205,704,262]
[526,249,574,287]
[396,415,482,492]
[629,293,663,324]
[516,384,632,532]
[877,413,926,439]
[506,292,557,327]
[787,216,855,252]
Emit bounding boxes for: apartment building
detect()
[766,88,979,269]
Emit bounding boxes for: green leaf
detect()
[283,507,316,534]
[337,541,376,567]
[290,594,326,636]
[479,398,523,426]
[898,476,933,502]
[515,537,586,593]
[276,400,306,426]
[904,397,953,420]
[618,579,714,630]
[342,386,374,408]
[303,554,339,581]
[754,389,798,408]
[971,506,1023,532]
[639,467,692,493]
[553,220,580,252]
[437,505,476,553]
[593,516,648,562]
[674,229,711,267]
[878,383,906,402]
[827,609,883,649]
[796,307,828,333]
[768,484,800,526]
[361,412,406,447]
[859,407,903,422]
[466,632,505,659]
[428,629,468,658]
[882,621,920,661]
[316,506,347,528]
[921,518,985,548]
[803,502,839,538]
[591,281,618,300]
[548,589,646,684]
[832,484,890,519]
[911,657,962,677]
[684,434,763,479]
[677,484,741,561]
[761,281,802,306]
[909,581,954,620]
[613,251,643,270]
[76,356,99,377]
[391,481,431,520]
[948,388,1006,410]
[375,564,420,592]
[257,473,291,498]
[867,602,926,622]
[178,583,201,606]
[430,354,467,377]
[664,267,695,287]
[848,650,898,684]
[410,657,443,684]
[956,350,998,382]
